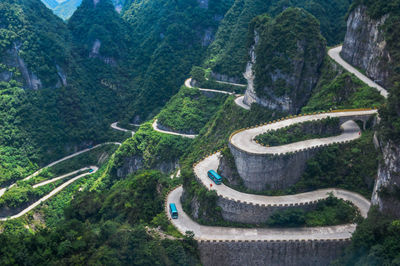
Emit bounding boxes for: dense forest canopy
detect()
[204,0,352,80]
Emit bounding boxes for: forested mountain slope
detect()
[121,0,234,121]
[204,0,352,81]
[0,0,232,166]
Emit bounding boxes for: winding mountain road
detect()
[193,153,370,218]
[234,95,251,110]
[328,46,388,98]
[0,142,121,220]
[167,186,362,241]
[22,142,121,183]
[32,167,91,188]
[152,119,198,139]
[230,110,376,155]
[0,166,98,221]
[111,122,135,137]
[166,109,374,240]
[185,78,240,95]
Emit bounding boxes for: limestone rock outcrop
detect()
[341,6,391,89]
[372,141,400,218]
[243,9,326,113]
[116,155,178,178]
[0,42,68,90]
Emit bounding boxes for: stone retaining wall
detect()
[229,144,323,191]
[217,195,321,224]
[229,113,374,191]
[198,239,350,266]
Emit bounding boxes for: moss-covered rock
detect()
[244,8,326,113]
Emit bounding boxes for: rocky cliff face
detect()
[116,155,178,178]
[0,42,68,90]
[343,3,400,218]
[217,150,241,187]
[372,140,400,218]
[244,9,326,114]
[341,5,391,89]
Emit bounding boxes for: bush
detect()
[255,117,340,146]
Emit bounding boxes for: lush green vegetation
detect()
[0,0,234,173]
[157,86,227,133]
[255,117,340,146]
[0,173,80,211]
[121,0,235,121]
[205,0,351,80]
[0,144,117,216]
[104,122,192,189]
[293,130,378,198]
[251,8,326,98]
[0,170,200,265]
[0,0,398,264]
[267,195,360,227]
[181,93,376,222]
[0,0,131,169]
[303,58,385,112]
[0,0,70,88]
[336,207,400,265]
[0,80,36,187]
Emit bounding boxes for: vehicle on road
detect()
[169,203,178,219]
[207,170,222,185]
[89,169,94,173]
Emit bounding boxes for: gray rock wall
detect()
[341,5,390,88]
[0,42,67,89]
[217,196,319,224]
[116,155,178,178]
[372,140,400,218]
[230,144,320,191]
[211,72,244,84]
[198,239,350,266]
